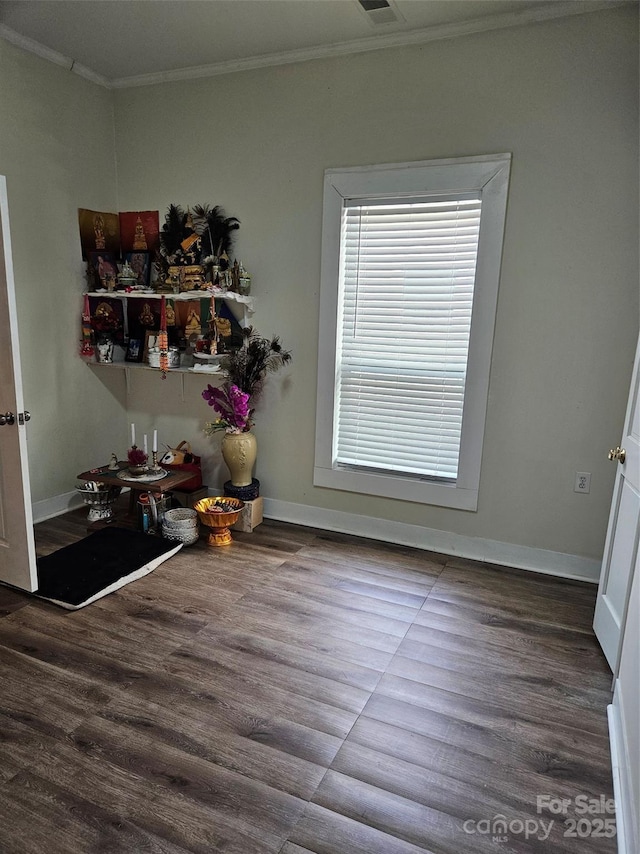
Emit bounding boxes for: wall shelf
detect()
[87,360,220,376]
[87,359,222,400]
[85,288,254,327]
[84,287,250,399]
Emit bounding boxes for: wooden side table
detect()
[77,462,196,520]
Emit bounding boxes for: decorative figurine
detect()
[139,302,155,327]
[118,260,138,289]
[108,453,119,470]
[185,307,201,337]
[238,261,251,295]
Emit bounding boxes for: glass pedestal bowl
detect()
[194,497,245,546]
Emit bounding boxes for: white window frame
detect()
[314,154,511,511]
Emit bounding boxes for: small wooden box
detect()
[231,496,263,532]
[171,486,209,509]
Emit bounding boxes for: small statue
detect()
[139,302,155,327]
[185,306,201,337]
[108,453,119,470]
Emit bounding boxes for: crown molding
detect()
[0,23,110,87]
[0,1,632,91]
[109,0,632,89]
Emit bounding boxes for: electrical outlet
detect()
[574,472,591,494]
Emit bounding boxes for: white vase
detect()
[221,431,257,487]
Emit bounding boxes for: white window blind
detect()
[335,195,482,481]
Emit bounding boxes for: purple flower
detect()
[202,382,251,433]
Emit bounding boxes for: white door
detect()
[0,176,37,591]
[594,332,640,672]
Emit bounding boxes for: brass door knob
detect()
[608,446,626,464]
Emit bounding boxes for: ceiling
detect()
[0,0,625,88]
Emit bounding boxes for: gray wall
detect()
[0,38,127,503]
[113,6,639,562]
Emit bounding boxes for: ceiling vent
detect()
[357,0,403,26]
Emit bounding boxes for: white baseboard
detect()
[32,489,601,583]
[32,490,85,523]
[263,498,601,583]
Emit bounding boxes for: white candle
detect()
[131,423,135,447]
[153,429,158,452]
[143,434,148,455]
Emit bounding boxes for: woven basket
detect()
[163,508,198,528]
[161,524,199,546]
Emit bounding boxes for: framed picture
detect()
[88,251,118,290]
[124,250,151,287]
[119,211,160,255]
[79,209,121,260]
[125,338,144,363]
[142,330,159,363]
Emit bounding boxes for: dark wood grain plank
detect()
[443,558,599,607]
[386,652,610,730]
[312,766,613,854]
[430,570,597,633]
[0,770,192,854]
[279,844,316,854]
[0,709,71,784]
[194,623,384,693]
[267,554,434,602]
[70,714,307,850]
[0,585,30,618]
[297,534,445,583]
[97,689,340,800]
[237,585,413,639]
[1,596,207,666]
[345,711,609,793]
[400,621,611,689]
[287,801,437,854]
[164,638,371,716]
[215,599,396,671]
[0,618,163,693]
[10,736,295,853]
[416,597,605,656]
[375,671,610,753]
[224,597,402,657]
[120,645,358,740]
[333,721,615,847]
[359,693,614,794]
[0,645,111,734]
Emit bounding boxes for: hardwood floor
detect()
[0,507,615,853]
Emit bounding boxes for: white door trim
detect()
[0,175,37,590]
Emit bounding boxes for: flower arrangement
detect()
[202,383,251,435]
[127,446,148,467]
[202,327,292,434]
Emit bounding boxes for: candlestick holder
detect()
[149,450,164,474]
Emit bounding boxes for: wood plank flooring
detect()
[0,506,616,853]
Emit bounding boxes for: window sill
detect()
[313,464,478,511]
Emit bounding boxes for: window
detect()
[314,154,511,511]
